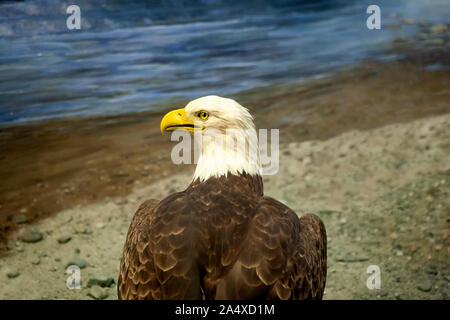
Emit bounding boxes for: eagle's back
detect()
[118,174,327,300]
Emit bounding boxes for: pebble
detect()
[426,39,444,46]
[57,236,72,244]
[87,285,109,300]
[95,222,105,229]
[403,18,415,25]
[20,230,43,243]
[7,271,20,279]
[417,280,432,292]
[430,24,448,34]
[417,33,428,40]
[87,275,115,288]
[418,22,430,27]
[390,232,399,240]
[336,254,369,263]
[12,214,28,224]
[115,199,128,205]
[394,37,407,43]
[425,265,438,275]
[74,224,93,235]
[66,257,88,269]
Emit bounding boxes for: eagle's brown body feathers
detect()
[118,173,327,300]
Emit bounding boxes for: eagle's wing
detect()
[119,193,326,300]
[218,196,327,300]
[118,199,160,299]
[287,212,327,299]
[118,194,204,300]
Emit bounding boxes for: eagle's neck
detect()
[190,172,264,197]
[192,128,261,182]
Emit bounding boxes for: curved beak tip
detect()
[160,108,189,136]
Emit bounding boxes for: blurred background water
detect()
[0,0,449,125]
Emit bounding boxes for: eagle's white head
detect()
[160,95,261,182]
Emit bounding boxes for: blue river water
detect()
[0,0,448,124]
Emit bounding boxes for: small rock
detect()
[403,18,415,25]
[417,33,428,40]
[430,24,448,34]
[417,280,432,292]
[115,199,128,205]
[140,171,149,177]
[426,38,444,46]
[66,257,87,269]
[336,254,369,263]
[57,236,72,244]
[87,285,109,300]
[7,270,20,279]
[87,275,115,288]
[74,224,93,235]
[12,214,28,224]
[95,222,105,229]
[20,230,43,243]
[426,265,438,275]
[32,258,41,265]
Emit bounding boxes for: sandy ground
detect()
[0,112,449,300]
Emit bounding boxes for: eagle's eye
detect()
[198,111,209,120]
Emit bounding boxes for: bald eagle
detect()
[118,96,327,300]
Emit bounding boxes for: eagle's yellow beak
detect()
[160,108,197,135]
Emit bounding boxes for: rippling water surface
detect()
[0,0,448,124]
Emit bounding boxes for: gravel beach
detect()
[0,27,449,299]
